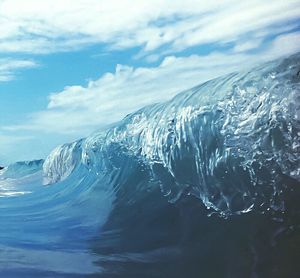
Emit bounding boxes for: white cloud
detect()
[233,39,262,52]
[266,32,300,58]
[4,31,300,137]
[3,55,245,134]
[0,59,37,81]
[169,1,300,52]
[0,0,299,54]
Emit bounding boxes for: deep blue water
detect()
[0,53,299,277]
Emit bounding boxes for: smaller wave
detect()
[0,159,44,179]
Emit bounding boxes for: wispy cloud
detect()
[0,0,299,84]
[0,0,299,55]
[0,59,37,81]
[4,31,300,136]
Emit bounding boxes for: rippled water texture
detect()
[1,53,299,277]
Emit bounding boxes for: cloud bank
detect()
[0,0,299,54]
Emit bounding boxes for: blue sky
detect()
[0,0,300,164]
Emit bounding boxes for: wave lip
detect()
[43,53,300,216]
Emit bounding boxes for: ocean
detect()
[0,53,299,277]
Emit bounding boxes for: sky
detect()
[0,0,300,164]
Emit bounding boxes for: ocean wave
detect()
[0,159,44,179]
[43,53,300,216]
[1,53,300,277]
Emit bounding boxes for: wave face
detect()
[1,53,300,277]
[44,53,299,216]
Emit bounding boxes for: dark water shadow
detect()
[88,162,300,278]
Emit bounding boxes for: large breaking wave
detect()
[44,53,300,217]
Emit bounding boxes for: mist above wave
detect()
[43,53,300,216]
